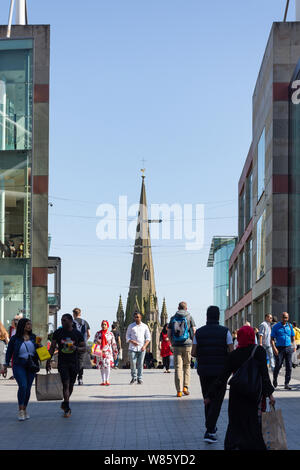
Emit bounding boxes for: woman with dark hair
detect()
[94,320,118,385]
[204,325,275,450]
[159,323,173,373]
[3,318,40,421]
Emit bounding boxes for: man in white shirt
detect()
[126,311,151,384]
[259,313,275,372]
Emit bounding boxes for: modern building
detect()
[207,236,237,326]
[116,175,168,365]
[226,17,300,331]
[0,7,50,340]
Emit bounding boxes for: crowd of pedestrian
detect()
[0,303,298,450]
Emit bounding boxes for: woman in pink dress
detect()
[94,320,118,386]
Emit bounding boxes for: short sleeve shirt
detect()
[259,321,271,347]
[271,322,295,347]
[53,328,84,365]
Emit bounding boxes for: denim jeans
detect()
[273,346,293,385]
[129,350,146,380]
[13,359,36,407]
[114,353,119,368]
[263,345,275,371]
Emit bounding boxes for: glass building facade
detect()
[0,39,33,329]
[207,237,237,325]
[289,63,300,324]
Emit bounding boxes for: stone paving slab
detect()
[0,367,299,451]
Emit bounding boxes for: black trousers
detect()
[273,346,293,385]
[199,375,227,434]
[163,356,170,370]
[77,353,85,380]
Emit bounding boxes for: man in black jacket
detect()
[192,306,233,444]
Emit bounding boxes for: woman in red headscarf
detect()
[204,325,275,450]
[93,321,118,386]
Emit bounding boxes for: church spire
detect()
[160,297,168,326]
[125,173,158,325]
[116,294,125,328]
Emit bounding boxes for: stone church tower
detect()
[116,174,167,365]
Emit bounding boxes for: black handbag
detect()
[24,342,40,373]
[228,344,262,403]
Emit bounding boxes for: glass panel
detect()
[213,238,236,323]
[0,39,33,51]
[0,48,33,151]
[256,211,266,281]
[289,69,300,325]
[0,151,31,258]
[239,189,245,238]
[0,40,32,329]
[0,259,30,327]
[257,128,265,201]
[239,251,245,299]
[246,171,253,223]
[245,237,252,291]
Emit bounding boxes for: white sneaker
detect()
[24,410,30,419]
[18,410,25,421]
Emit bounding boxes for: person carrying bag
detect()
[3,318,41,421]
[35,371,63,401]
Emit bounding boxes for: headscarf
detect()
[99,320,109,348]
[237,325,255,349]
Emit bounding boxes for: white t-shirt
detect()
[126,322,151,352]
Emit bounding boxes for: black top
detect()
[208,344,274,399]
[52,328,84,365]
[195,323,229,377]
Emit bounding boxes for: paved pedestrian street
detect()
[0,367,299,451]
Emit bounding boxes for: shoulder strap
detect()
[250,344,258,358]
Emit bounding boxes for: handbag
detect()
[262,404,288,450]
[228,345,262,403]
[36,345,51,361]
[35,372,63,401]
[91,343,102,357]
[24,343,40,373]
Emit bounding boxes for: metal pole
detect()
[7,0,15,38]
[284,0,290,21]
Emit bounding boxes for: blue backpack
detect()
[170,314,190,344]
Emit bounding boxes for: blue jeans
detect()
[273,346,293,385]
[13,359,36,407]
[129,350,146,381]
[114,353,119,368]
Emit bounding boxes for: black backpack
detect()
[228,345,262,403]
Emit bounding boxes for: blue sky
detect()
[24,0,294,336]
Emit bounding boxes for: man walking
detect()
[271,312,296,390]
[192,305,233,444]
[126,311,151,384]
[72,308,90,385]
[46,314,86,417]
[168,301,196,398]
[111,322,121,369]
[258,314,275,372]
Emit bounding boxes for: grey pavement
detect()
[0,367,299,451]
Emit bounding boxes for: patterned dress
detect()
[94,330,118,369]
